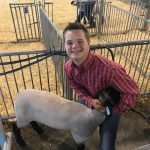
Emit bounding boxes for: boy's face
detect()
[64,29,90,66]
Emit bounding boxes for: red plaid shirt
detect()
[65,51,139,113]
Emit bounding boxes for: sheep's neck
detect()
[85,109,106,127]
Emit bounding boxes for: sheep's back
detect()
[14,89,87,129]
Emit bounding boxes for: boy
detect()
[63,22,139,150]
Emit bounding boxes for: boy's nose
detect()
[72,41,79,47]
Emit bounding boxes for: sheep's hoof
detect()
[12,123,27,147]
[144,128,150,136]
[18,140,27,147]
[76,143,85,150]
[21,145,32,150]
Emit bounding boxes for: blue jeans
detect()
[77,97,121,150]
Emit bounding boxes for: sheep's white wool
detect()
[14,89,106,144]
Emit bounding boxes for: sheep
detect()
[13,89,106,149]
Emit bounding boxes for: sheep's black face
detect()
[98,87,121,107]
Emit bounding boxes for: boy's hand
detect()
[92,99,105,113]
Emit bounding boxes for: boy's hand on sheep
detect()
[92,99,105,113]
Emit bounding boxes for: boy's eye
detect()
[66,40,84,46]
[78,41,84,44]
[66,42,72,45]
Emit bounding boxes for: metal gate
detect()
[9,2,53,42]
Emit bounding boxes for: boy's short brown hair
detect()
[63,22,90,41]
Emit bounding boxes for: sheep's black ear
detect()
[12,122,27,147]
[109,88,121,105]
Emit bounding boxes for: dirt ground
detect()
[0,0,150,150]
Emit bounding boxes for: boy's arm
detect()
[65,71,95,108]
[111,67,140,113]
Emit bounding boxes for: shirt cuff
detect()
[86,98,94,109]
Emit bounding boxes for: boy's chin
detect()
[71,55,81,60]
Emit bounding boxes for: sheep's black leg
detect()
[76,143,85,150]
[12,122,26,147]
[30,121,48,140]
[30,121,43,135]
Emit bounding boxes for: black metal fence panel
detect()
[0,41,149,119]
[0,50,67,119]
[100,2,150,43]
[76,1,150,43]
[130,0,150,20]
[9,2,53,42]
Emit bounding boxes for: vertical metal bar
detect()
[9,4,19,41]
[118,46,123,64]
[14,5,22,41]
[135,45,143,84]
[36,3,41,40]
[61,56,65,98]
[0,57,14,110]
[123,45,130,69]
[51,3,54,21]
[47,3,50,19]
[33,4,39,39]
[9,56,19,92]
[140,58,150,92]
[132,45,142,80]
[0,87,9,117]
[98,0,104,37]
[27,4,34,40]
[45,57,50,92]
[36,54,42,90]
[18,5,26,40]
[18,55,26,89]
[128,44,136,75]
[131,44,139,70]
[23,4,30,39]
[31,4,37,39]
[53,48,58,95]
[27,54,34,89]
[141,44,149,73]
[143,72,149,94]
